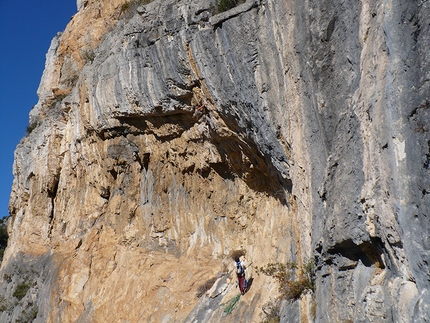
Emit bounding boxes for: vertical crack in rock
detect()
[47,175,59,237]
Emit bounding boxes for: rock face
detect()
[1,0,429,322]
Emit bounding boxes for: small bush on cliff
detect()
[25,121,38,135]
[120,0,153,15]
[0,295,8,312]
[216,0,245,13]
[82,49,96,63]
[52,93,68,106]
[13,282,31,300]
[16,306,38,323]
[256,259,315,301]
[261,298,281,323]
[120,1,131,12]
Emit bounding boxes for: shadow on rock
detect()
[243,277,254,295]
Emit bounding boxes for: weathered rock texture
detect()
[1,0,429,322]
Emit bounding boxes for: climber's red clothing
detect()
[237,273,247,295]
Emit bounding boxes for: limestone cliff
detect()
[1,0,429,322]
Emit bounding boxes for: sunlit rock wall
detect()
[1,0,429,322]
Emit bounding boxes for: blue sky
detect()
[0,1,77,218]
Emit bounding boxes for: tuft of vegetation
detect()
[0,295,8,312]
[256,259,315,301]
[44,91,69,110]
[216,0,245,13]
[13,282,31,301]
[120,1,131,13]
[58,93,68,100]
[120,0,154,16]
[25,121,38,135]
[222,294,241,316]
[261,298,281,323]
[16,306,38,323]
[82,49,96,63]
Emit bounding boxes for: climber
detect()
[193,102,205,119]
[234,256,248,295]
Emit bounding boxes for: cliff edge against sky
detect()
[1,0,429,322]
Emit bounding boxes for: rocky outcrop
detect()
[1,0,429,322]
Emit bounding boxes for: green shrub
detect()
[0,295,8,312]
[256,259,315,301]
[120,1,131,13]
[82,49,96,63]
[120,0,154,15]
[25,121,38,135]
[13,282,31,300]
[261,298,281,323]
[45,91,68,110]
[52,93,68,105]
[216,0,245,13]
[16,306,38,323]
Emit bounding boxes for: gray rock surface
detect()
[1,0,429,322]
